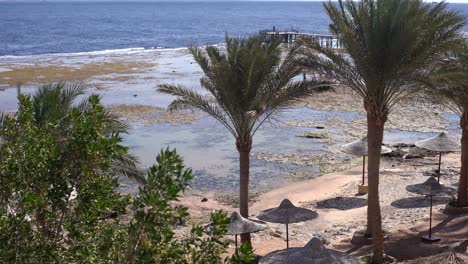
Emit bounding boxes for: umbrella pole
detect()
[235,234,238,256]
[437,152,442,182]
[422,194,440,243]
[286,223,289,249]
[362,156,366,185]
[429,194,433,238]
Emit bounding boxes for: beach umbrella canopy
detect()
[403,252,468,264]
[340,137,392,188]
[406,177,454,195]
[205,211,267,249]
[257,199,318,249]
[415,132,460,182]
[340,136,392,157]
[415,132,460,152]
[257,199,318,224]
[259,237,360,264]
[226,211,267,235]
[405,176,454,196]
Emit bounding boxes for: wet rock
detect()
[383,143,438,160]
[296,132,328,139]
[402,153,423,159]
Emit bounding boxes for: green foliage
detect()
[225,242,256,264]
[159,35,329,144]
[0,93,233,263]
[30,82,144,183]
[122,148,229,264]
[425,45,468,115]
[0,93,130,263]
[299,0,466,117]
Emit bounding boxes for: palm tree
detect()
[298,0,465,262]
[158,35,329,244]
[426,47,468,207]
[29,82,144,183]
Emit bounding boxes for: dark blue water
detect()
[0,1,330,56]
[2,1,466,56]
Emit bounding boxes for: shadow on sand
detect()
[332,214,468,262]
[390,196,450,209]
[315,196,368,210]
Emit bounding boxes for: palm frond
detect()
[302,0,466,117]
[422,46,468,116]
[111,152,146,184]
[31,82,86,125]
[158,84,238,137]
[160,35,330,143]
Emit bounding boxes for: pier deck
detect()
[259,31,343,49]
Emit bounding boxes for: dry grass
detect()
[0,62,156,87]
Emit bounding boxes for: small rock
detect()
[403,153,423,159]
[296,132,328,139]
[201,197,208,202]
[270,230,282,238]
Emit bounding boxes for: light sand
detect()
[179,153,467,262]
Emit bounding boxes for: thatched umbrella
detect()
[415,132,460,182]
[259,237,360,264]
[226,212,267,249]
[403,252,468,264]
[257,199,318,249]
[340,137,392,188]
[406,177,446,243]
[405,176,455,196]
[206,211,267,251]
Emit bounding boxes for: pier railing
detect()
[259,30,343,50]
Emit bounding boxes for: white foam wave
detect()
[0,44,227,61]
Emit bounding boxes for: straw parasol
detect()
[226,212,267,249]
[403,252,468,264]
[259,237,360,264]
[405,176,455,196]
[257,199,318,249]
[206,211,267,250]
[406,177,446,243]
[340,136,392,188]
[415,132,460,182]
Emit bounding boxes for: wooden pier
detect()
[259,30,343,49]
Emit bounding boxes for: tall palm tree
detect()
[299,0,465,262]
[158,35,329,244]
[426,47,468,207]
[29,82,144,183]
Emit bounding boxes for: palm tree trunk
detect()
[237,141,252,244]
[367,115,385,264]
[458,111,468,207]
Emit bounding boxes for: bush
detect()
[0,92,234,263]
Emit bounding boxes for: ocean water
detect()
[1,1,467,56]
[0,1,331,56]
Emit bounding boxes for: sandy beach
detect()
[179,152,467,262]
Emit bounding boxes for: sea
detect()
[1,1,466,57]
[0,1,334,56]
[0,1,467,195]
